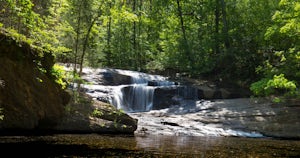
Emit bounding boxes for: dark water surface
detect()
[1,134,300,157]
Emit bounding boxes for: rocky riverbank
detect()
[0,29,137,135]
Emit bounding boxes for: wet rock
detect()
[161,121,180,126]
[100,70,132,85]
[196,85,251,99]
[148,80,159,86]
[96,96,111,104]
[76,67,299,138]
[153,87,178,110]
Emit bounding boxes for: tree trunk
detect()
[176,0,188,45]
[79,16,99,75]
[215,0,220,54]
[137,0,143,70]
[176,0,192,71]
[107,13,112,66]
[132,0,137,70]
[74,1,83,74]
[220,0,230,50]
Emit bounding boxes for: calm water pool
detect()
[1,134,300,157]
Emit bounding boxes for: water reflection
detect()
[136,135,300,157]
[1,134,300,157]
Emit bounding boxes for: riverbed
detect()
[1,134,300,157]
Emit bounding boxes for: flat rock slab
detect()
[130,98,300,139]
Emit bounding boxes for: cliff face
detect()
[0,29,70,132]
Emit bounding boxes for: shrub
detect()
[51,64,68,89]
[250,74,297,96]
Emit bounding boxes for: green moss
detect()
[91,109,103,117]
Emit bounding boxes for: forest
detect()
[0,0,299,100]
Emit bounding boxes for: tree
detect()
[250,0,300,97]
[2,0,298,99]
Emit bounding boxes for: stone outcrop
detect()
[0,29,70,132]
[54,93,137,134]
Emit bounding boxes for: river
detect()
[1,134,300,157]
[2,67,299,157]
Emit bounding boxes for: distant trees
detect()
[0,0,299,98]
[64,0,105,74]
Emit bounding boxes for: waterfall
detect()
[79,67,267,138]
[109,69,175,112]
[111,84,155,112]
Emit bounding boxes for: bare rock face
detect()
[130,98,300,139]
[0,29,70,132]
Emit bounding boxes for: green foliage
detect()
[251,0,300,99]
[263,0,300,76]
[250,74,297,96]
[250,78,270,96]
[91,108,103,117]
[1,0,299,101]
[145,60,165,73]
[113,109,125,116]
[4,28,33,45]
[272,96,283,103]
[71,71,85,85]
[51,64,68,89]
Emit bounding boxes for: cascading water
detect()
[109,69,177,112]
[79,67,265,138]
[111,84,155,112]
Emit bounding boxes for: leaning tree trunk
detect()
[79,15,100,75]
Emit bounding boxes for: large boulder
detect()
[0,29,70,133]
[54,94,137,134]
[99,70,132,86]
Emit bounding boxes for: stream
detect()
[1,67,299,157]
[80,68,266,137]
[1,134,300,157]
